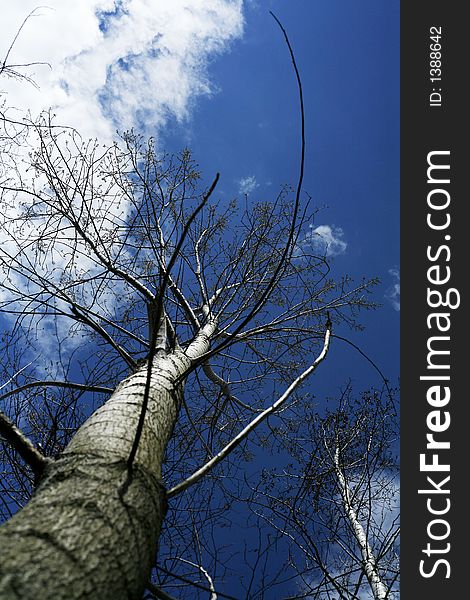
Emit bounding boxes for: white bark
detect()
[177,559,217,600]
[168,323,331,497]
[0,320,216,599]
[333,447,389,600]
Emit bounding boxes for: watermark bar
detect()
[401,4,466,598]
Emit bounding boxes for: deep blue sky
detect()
[163,5,401,589]
[2,0,400,396]
[164,0,400,396]
[1,2,399,596]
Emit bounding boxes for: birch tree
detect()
[0,107,378,598]
[249,386,400,599]
[0,15,385,596]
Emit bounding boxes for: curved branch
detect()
[0,381,113,404]
[167,318,332,498]
[125,173,220,477]
[331,334,396,412]
[176,14,306,372]
[176,558,217,600]
[202,362,263,420]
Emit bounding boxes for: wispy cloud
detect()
[1,1,244,141]
[297,224,348,258]
[0,1,245,355]
[237,175,258,195]
[385,268,400,311]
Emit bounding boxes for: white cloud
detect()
[385,268,400,311]
[298,224,348,258]
[0,2,245,356]
[237,175,258,195]
[1,1,244,141]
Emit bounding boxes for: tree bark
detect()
[0,348,194,599]
[333,447,389,600]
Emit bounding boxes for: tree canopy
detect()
[0,11,397,599]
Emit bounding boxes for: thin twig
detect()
[70,305,137,369]
[174,12,306,376]
[0,381,113,404]
[145,581,179,600]
[167,318,332,498]
[1,7,52,85]
[125,174,219,477]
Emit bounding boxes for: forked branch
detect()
[167,317,332,498]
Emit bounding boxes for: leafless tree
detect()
[247,385,399,599]
[0,15,382,600]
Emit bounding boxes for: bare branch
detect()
[0,409,49,477]
[0,7,52,86]
[70,305,137,369]
[167,318,332,498]
[0,381,113,404]
[155,565,239,600]
[125,173,220,477]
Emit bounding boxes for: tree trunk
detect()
[0,348,194,599]
[333,447,389,600]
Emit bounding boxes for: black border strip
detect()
[401,4,466,597]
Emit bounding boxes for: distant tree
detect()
[249,385,400,599]
[0,16,382,600]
